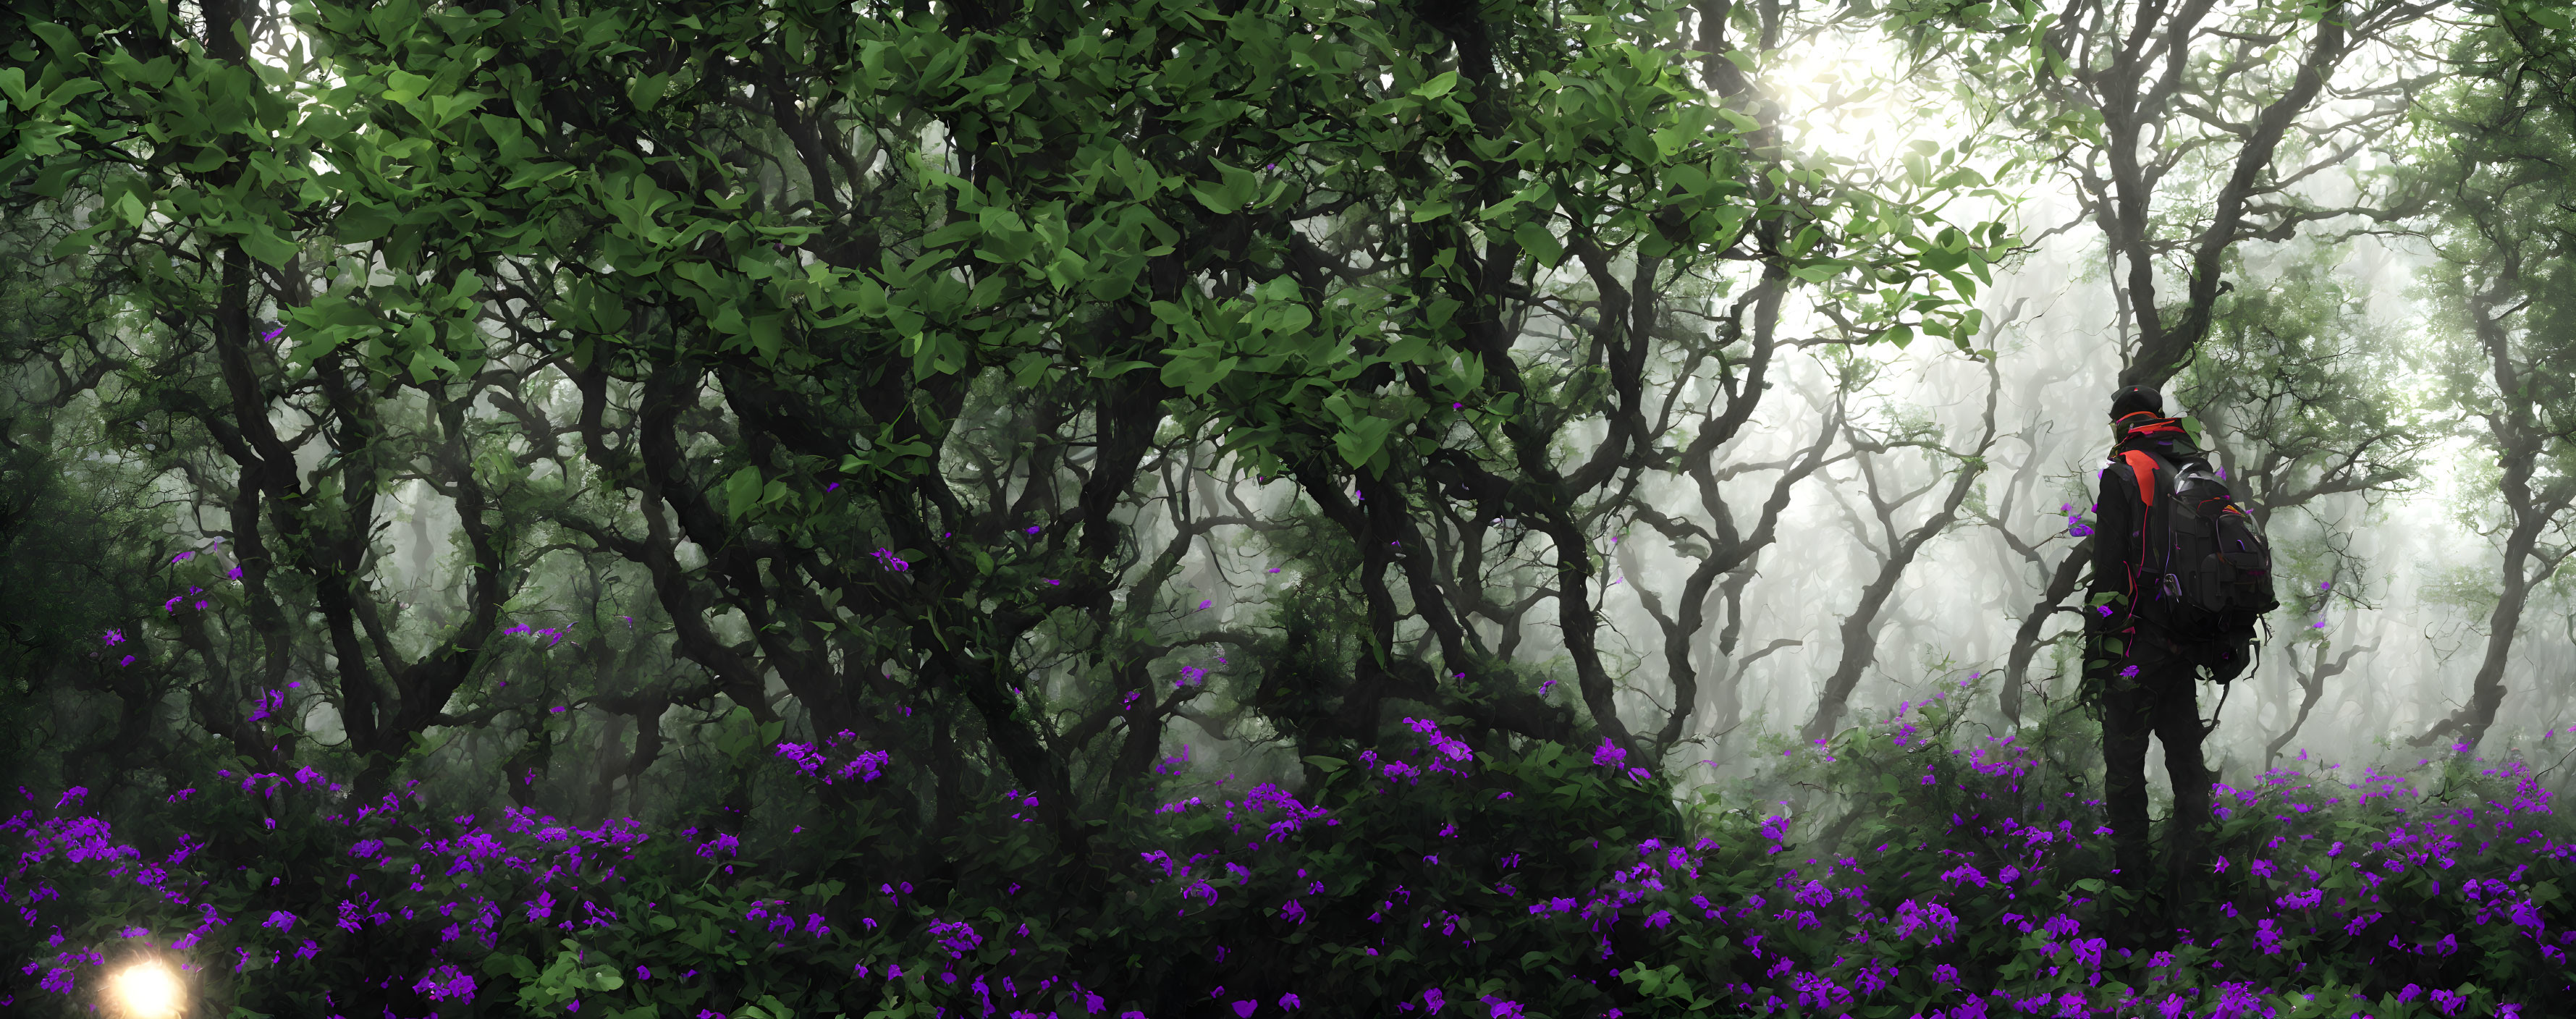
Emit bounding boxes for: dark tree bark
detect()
[2407,274,2576,750]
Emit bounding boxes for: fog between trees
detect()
[2,0,2569,853]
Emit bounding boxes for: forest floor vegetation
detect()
[4,685,2569,1019]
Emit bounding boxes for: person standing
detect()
[2081,384,2257,944]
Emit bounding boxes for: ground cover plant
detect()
[7,665,2569,1019]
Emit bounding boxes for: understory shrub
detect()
[4,688,2569,1019]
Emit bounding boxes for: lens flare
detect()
[108,958,184,1019]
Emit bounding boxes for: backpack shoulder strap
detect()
[2117,449,2161,509]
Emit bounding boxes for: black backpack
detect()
[2121,446,2280,650]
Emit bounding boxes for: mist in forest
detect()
[984,31,2576,817]
[1084,226,2561,819]
[15,1,2572,842]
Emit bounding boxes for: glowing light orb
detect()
[108,959,185,1019]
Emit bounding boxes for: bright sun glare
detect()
[1767,30,1956,169]
[109,959,185,1019]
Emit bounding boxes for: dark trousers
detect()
[2091,630,2213,939]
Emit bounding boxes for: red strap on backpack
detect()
[2120,450,2160,509]
[2108,447,2163,649]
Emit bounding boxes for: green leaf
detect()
[49,226,105,258]
[1219,160,1260,208]
[587,281,633,334]
[381,69,431,103]
[1160,352,1238,397]
[29,22,80,60]
[238,224,298,268]
[502,161,575,190]
[724,467,764,522]
[747,313,786,362]
[182,146,231,172]
[334,201,397,243]
[1189,160,1259,213]
[1302,756,1347,773]
[975,206,1037,262]
[112,189,149,227]
[1513,221,1562,268]
[628,72,673,112]
[1423,297,1462,329]
[919,220,981,249]
[406,347,460,384]
[1414,71,1459,98]
[1332,415,1395,469]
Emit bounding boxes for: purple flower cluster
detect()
[502,622,573,648]
[79,540,246,669]
[2061,502,2095,538]
[772,730,890,786]
[928,918,983,957]
[1404,718,1474,766]
[161,585,211,614]
[6,772,660,1012]
[7,663,2569,1019]
[412,963,477,1002]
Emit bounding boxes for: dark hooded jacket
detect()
[2086,412,2207,643]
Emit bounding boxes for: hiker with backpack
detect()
[2080,384,2279,942]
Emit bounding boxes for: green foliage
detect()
[0,0,2014,858]
[2412,7,2576,402]
[2418,562,2505,626]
